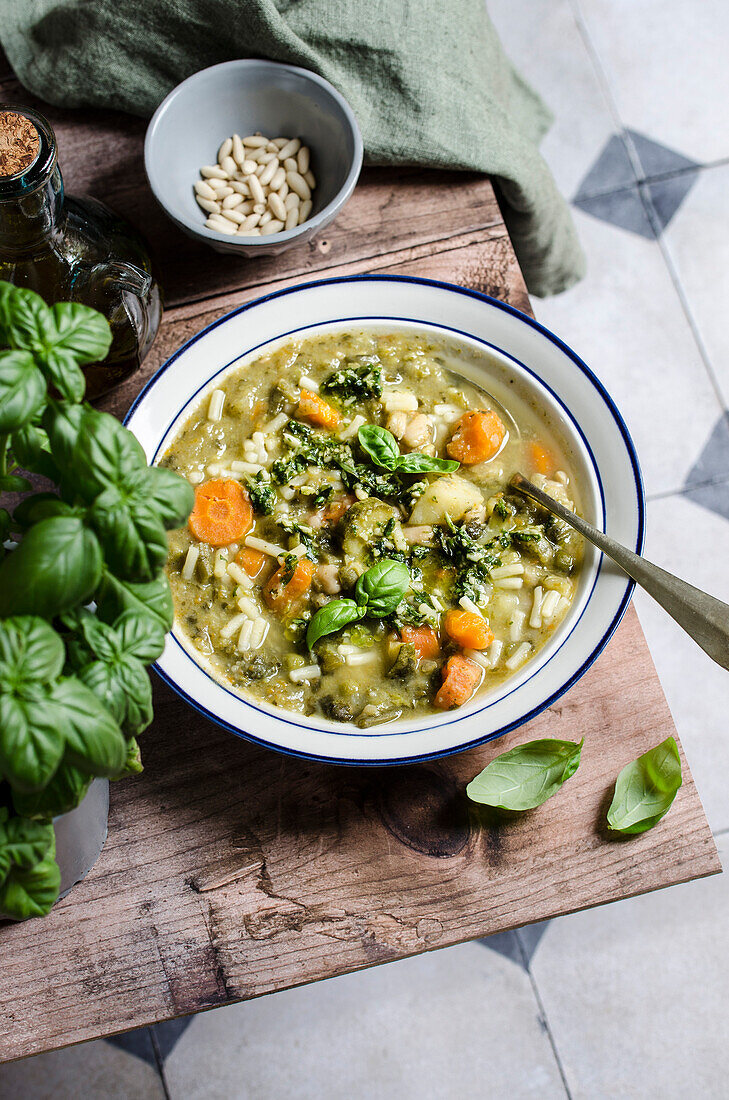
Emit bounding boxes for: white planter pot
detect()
[53,778,109,898]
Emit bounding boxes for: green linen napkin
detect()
[0,0,585,296]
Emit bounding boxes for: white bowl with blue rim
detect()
[125,276,644,765]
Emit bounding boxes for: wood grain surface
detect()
[0,72,720,1064]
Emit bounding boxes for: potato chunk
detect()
[409,474,484,525]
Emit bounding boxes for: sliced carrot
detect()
[434,655,483,710]
[235,547,267,580]
[297,389,341,429]
[322,494,355,525]
[446,410,505,465]
[263,556,316,613]
[528,441,554,476]
[400,625,441,660]
[443,609,494,651]
[188,480,253,546]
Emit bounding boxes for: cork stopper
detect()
[0,110,41,177]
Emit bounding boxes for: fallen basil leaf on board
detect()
[607,736,682,834]
[466,737,584,811]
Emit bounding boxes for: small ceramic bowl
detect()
[125,276,645,766]
[144,60,363,256]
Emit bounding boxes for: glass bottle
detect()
[0,104,162,399]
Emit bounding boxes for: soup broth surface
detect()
[161,330,583,727]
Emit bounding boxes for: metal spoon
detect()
[509,472,729,672]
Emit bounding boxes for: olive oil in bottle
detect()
[0,104,161,398]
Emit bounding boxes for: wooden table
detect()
[0,61,721,1064]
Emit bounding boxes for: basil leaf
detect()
[89,486,169,582]
[0,350,46,433]
[94,570,174,633]
[42,347,86,403]
[138,466,195,530]
[12,493,76,528]
[0,846,60,920]
[0,617,65,686]
[396,453,460,474]
[46,302,112,365]
[12,758,92,820]
[0,284,50,351]
[357,425,401,470]
[306,599,364,650]
[0,690,67,791]
[10,423,59,482]
[0,473,31,492]
[117,737,143,778]
[49,677,127,777]
[467,738,584,810]
[44,402,146,501]
[115,610,166,662]
[607,736,682,834]
[0,515,103,618]
[78,654,153,737]
[0,813,54,870]
[354,559,410,617]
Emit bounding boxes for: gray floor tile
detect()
[531,835,727,1098]
[534,202,722,497]
[659,162,729,407]
[0,1038,165,1099]
[164,942,567,1099]
[577,0,728,164]
[634,492,729,832]
[487,0,627,197]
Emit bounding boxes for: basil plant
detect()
[0,281,194,921]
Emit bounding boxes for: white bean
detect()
[297,145,310,174]
[286,170,310,199]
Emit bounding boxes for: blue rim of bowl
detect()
[143,59,364,248]
[126,274,646,765]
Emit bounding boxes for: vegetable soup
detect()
[161,330,584,728]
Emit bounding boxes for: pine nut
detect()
[260,219,284,235]
[304,169,316,189]
[268,192,286,220]
[201,164,227,178]
[217,186,234,198]
[273,137,289,149]
[194,180,217,200]
[284,157,298,172]
[269,166,286,191]
[259,210,272,225]
[298,198,313,223]
[242,134,268,147]
[276,181,289,199]
[231,133,245,165]
[258,158,278,187]
[247,148,266,162]
[196,196,220,214]
[285,207,299,231]
[285,192,300,210]
[297,145,310,173]
[265,141,278,153]
[222,207,247,224]
[230,180,250,195]
[207,178,230,192]
[220,155,238,177]
[277,138,301,160]
[244,226,261,235]
[222,192,243,209]
[240,212,261,231]
[258,151,277,165]
[218,137,233,161]
[242,158,257,174]
[286,171,310,199]
[206,216,236,234]
[247,174,265,203]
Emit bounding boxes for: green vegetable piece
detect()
[395,453,459,474]
[322,361,383,403]
[0,350,46,433]
[607,736,682,834]
[245,472,276,516]
[0,515,102,618]
[357,424,401,470]
[467,737,584,811]
[354,559,410,617]
[306,599,364,650]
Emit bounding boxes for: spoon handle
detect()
[510,473,729,671]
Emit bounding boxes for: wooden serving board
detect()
[0,64,720,1063]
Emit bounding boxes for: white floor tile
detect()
[487,0,627,197]
[634,492,729,833]
[658,163,729,407]
[534,202,722,497]
[577,0,729,164]
[531,834,727,1099]
[0,1039,164,1100]
[165,942,566,1100]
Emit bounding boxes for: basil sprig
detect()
[358,424,458,475]
[607,736,682,834]
[306,559,410,650]
[467,738,584,811]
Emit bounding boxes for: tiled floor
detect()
[3,1,729,1096]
